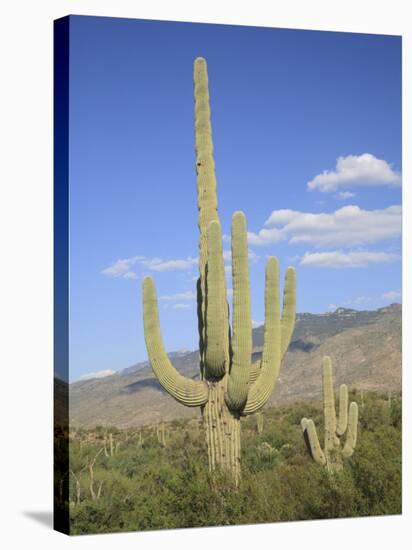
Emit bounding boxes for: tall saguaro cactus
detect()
[142,58,296,485]
[301,357,358,472]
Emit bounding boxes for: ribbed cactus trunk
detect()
[203,383,241,481]
[142,58,296,486]
[322,358,343,471]
[195,58,243,483]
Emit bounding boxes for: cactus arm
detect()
[204,220,227,379]
[280,267,296,357]
[242,257,281,415]
[249,268,295,387]
[302,418,326,466]
[143,277,209,406]
[225,211,252,410]
[301,417,311,455]
[336,384,348,436]
[342,402,359,457]
[249,360,261,384]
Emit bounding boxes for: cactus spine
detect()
[301,356,359,472]
[142,58,296,485]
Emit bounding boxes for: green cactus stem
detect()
[342,402,358,458]
[301,417,326,466]
[225,211,253,411]
[142,57,296,485]
[301,356,359,472]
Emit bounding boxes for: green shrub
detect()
[68,391,401,533]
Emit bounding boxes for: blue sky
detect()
[67,16,401,382]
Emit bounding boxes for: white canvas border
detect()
[0,1,409,548]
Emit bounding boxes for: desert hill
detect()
[69,304,401,427]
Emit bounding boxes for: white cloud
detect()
[248,205,401,247]
[101,255,144,279]
[101,261,127,278]
[79,369,115,381]
[327,304,337,311]
[382,290,401,300]
[123,271,137,280]
[159,291,196,301]
[252,320,264,328]
[248,227,285,246]
[307,153,401,192]
[300,250,400,268]
[338,191,356,199]
[172,303,191,310]
[103,245,259,280]
[141,256,198,272]
[102,255,198,278]
[248,249,260,263]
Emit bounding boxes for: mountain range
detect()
[68,304,402,428]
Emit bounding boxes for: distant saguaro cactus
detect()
[156,422,168,447]
[143,58,296,485]
[256,412,264,434]
[301,357,358,472]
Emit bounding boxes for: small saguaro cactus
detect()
[142,57,296,485]
[156,422,168,447]
[256,412,264,434]
[301,357,358,472]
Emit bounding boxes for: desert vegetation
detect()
[57,390,401,535]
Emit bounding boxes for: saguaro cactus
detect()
[142,58,296,485]
[256,412,264,434]
[156,422,168,447]
[301,356,358,472]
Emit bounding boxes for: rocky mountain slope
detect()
[69,304,401,428]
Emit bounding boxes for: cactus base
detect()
[326,449,343,473]
[203,382,241,486]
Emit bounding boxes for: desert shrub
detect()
[68,391,401,534]
[361,397,391,431]
[390,397,402,429]
[349,425,401,516]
